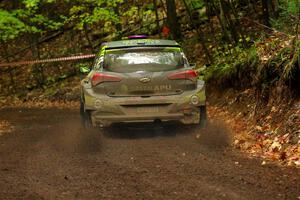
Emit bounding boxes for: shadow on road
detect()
[100,120,231,151]
[0,108,231,153]
[101,122,192,139]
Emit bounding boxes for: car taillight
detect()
[91,73,122,86]
[168,70,198,80]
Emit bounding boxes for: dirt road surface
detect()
[0,108,299,200]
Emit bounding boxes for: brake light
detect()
[168,70,198,80]
[128,35,148,39]
[91,73,122,86]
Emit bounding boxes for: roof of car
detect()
[104,39,180,49]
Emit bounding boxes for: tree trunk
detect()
[29,34,45,87]
[211,1,231,42]
[204,0,215,34]
[262,0,270,26]
[153,0,161,37]
[182,0,212,64]
[159,0,167,16]
[1,41,15,87]
[166,0,182,40]
[113,6,122,39]
[219,0,239,44]
[248,0,257,13]
[83,24,94,52]
[136,0,142,25]
[228,0,247,47]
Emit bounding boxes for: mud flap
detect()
[199,106,207,128]
[80,99,93,129]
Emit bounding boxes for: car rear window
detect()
[103,48,184,73]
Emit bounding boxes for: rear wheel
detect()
[80,99,93,129]
[198,106,207,128]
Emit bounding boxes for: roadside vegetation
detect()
[0,0,299,167]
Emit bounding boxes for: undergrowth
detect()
[204,45,258,89]
[204,35,299,99]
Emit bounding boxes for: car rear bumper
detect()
[92,113,184,127]
[83,83,205,127]
[90,108,201,127]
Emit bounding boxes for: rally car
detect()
[80,37,206,128]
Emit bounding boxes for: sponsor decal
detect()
[121,39,161,46]
[129,85,172,91]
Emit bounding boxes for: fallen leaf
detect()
[270,141,282,152]
[255,126,263,132]
[279,151,287,160]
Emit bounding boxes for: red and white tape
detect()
[0,54,96,67]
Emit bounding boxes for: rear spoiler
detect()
[105,45,181,50]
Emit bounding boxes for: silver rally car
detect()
[80,38,206,128]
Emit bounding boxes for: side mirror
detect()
[80,66,91,74]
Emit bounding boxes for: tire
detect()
[199,106,207,128]
[80,99,93,129]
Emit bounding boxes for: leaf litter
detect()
[0,120,14,136]
[208,91,300,168]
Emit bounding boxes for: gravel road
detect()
[0,108,299,200]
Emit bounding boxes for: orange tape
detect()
[0,54,96,67]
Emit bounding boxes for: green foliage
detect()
[282,41,299,81]
[186,0,205,10]
[121,2,158,35]
[0,0,65,42]
[286,0,300,15]
[122,6,139,24]
[204,45,258,86]
[271,0,300,34]
[140,9,157,35]
[67,0,123,31]
[20,13,62,32]
[14,1,64,33]
[0,10,27,41]
[23,0,40,9]
[145,3,155,11]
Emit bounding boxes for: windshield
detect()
[103,48,184,73]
